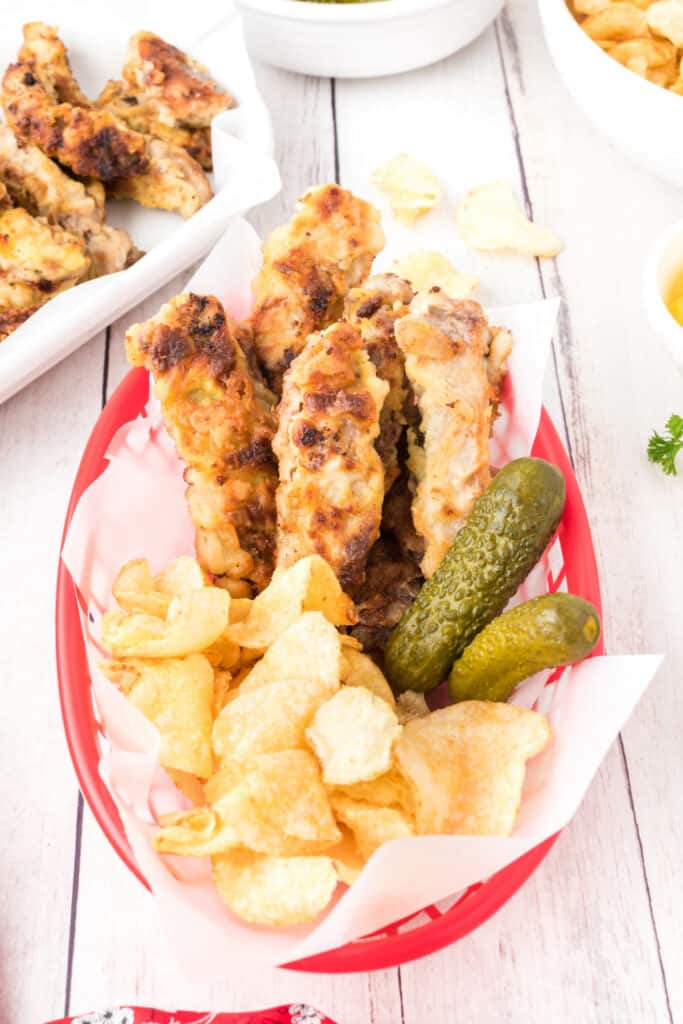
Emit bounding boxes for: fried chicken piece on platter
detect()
[107,137,212,218]
[125,292,278,592]
[97,79,212,170]
[0,125,138,276]
[0,304,37,342]
[250,185,385,393]
[344,273,414,493]
[395,290,512,578]
[273,320,389,595]
[18,21,91,107]
[122,31,234,129]
[2,60,148,181]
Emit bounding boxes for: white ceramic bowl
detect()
[538,0,683,188]
[644,219,683,373]
[234,0,505,79]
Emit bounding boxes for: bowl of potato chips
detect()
[539,0,683,186]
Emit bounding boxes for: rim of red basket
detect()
[55,366,603,974]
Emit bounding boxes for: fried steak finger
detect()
[395,291,512,578]
[125,293,278,592]
[273,321,389,595]
[344,273,414,492]
[250,185,385,393]
[107,137,212,218]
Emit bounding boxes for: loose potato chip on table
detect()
[456,181,563,258]
[394,702,550,836]
[101,587,229,657]
[306,687,401,785]
[101,653,214,778]
[371,154,442,224]
[225,555,355,651]
[212,849,338,927]
[393,251,479,299]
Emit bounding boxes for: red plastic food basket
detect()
[55,366,603,974]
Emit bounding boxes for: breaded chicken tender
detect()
[395,290,512,578]
[0,125,138,276]
[0,304,37,342]
[18,22,91,107]
[251,185,385,392]
[273,320,389,595]
[97,79,213,170]
[107,137,212,218]
[122,32,233,129]
[125,293,278,591]
[344,273,414,492]
[2,61,148,181]
[0,206,89,311]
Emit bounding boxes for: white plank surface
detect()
[0,3,680,1022]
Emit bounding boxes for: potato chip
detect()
[456,182,563,258]
[226,555,355,650]
[371,153,442,225]
[306,687,401,785]
[330,794,414,860]
[647,0,683,43]
[204,628,241,671]
[101,587,229,658]
[608,35,676,65]
[333,768,415,816]
[393,251,479,299]
[213,674,339,764]
[157,750,340,857]
[113,556,205,616]
[341,648,395,707]
[213,669,233,718]
[395,691,429,725]
[238,612,341,699]
[394,702,550,836]
[166,768,206,807]
[573,0,611,13]
[326,826,365,885]
[102,654,214,778]
[582,3,648,39]
[212,849,338,926]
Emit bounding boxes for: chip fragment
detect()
[456,182,563,258]
[101,587,229,658]
[212,849,338,926]
[306,687,401,785]
[330,794,414,860]
[371,154,442,224]
[394,701,550,836]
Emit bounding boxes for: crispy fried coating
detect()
[0,304,38,342]
[273,320,389,595]
[251,185,385,392]
[2,61,149,181]
[122,32,233,129]
[125,293,278,591]
[97,79,213,170]
[395,290,512,578]
[18,22,91,107]
[344,273,414,492]
[0,206,89,316]
[0,125,138,276]
[107,137,212,218]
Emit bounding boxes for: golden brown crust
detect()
[18,22,91,107]
[395,290,512,578]
[273,320,388,595]
[125,293,278,591]
[0,303,38,341]
[0,206,89,304]
[107,137,212,218]
[344,273,414,492]
[122,32,233,129]
[2,61,149,180]
[97,79,213,170]
[250,185,386,393]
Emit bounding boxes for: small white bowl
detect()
[644,220,683,373]
[234,0,505,79]
[538,0,683,188]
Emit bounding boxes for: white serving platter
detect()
[0,4,281,405]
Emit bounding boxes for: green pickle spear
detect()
[384,457,566,693]
[448,593,601,704]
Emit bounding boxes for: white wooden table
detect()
[2,2,682,1021]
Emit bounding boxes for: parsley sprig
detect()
[647,414,683,476]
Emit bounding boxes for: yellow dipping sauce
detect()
[666,268,683,327]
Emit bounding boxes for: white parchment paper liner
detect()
[61,219,661,974]
[0,7,280,404]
